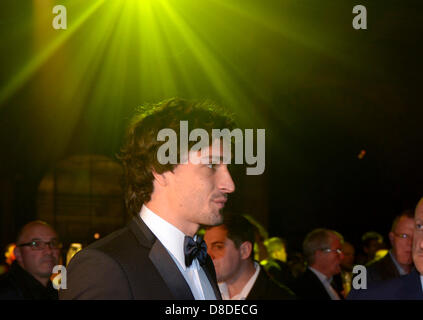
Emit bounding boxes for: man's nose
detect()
[219,166,235,194]
[43,245,53,254]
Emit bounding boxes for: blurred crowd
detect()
[1,199,421,300]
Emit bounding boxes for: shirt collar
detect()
[389,250,408,276]
[139,205,188,270]
[219,262,261,300]
[309,266,332,283]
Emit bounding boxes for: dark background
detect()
[0,0,422,257]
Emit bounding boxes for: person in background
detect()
[348,209,416,299]
[261,237,295,287]
[356,231,385,265]
[348,199,423,300]
[244,215,269,262]
[0,221,61,300]
[366,210,415,283]
[291,228,344,300]
[332,241,355,297]
[287,252,307,279]
[204,214,295,300]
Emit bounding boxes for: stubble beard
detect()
[201,208,224,227]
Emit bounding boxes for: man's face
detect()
[204,225,242,283]
[389,216,414,266]
[165,144,235,232]
[14,224,60,281]
[413,200,423,274]
[314,235,344,278]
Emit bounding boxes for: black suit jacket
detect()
[290,268,338,300]
[59,216,221,300]
[0,261,58,300]
[366,253,400,284]
[347,268,423,300]
[246,266,296,300]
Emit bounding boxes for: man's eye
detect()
[31,241,41,248]
[416,223,423,230]
[207,164,218,170]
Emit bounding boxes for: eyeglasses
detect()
[393,233,412,240]
[17,239,63,250]
[321,248,343,255]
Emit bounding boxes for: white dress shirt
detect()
[219,262,261,300]
[309,267,341,300]
[420,275,423,293]
[140,205,216,300]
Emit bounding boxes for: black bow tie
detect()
[184,235,207,267]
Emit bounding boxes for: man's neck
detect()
[145,202,198,237]
[225,261,256,299]
[391,251,412,274]
[310,264,331,279]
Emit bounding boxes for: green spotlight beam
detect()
[0,0,105,106]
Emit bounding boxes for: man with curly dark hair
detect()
[60,98,236,300]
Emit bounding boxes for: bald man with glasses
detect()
[0,221,62,300]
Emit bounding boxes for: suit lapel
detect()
[307,269,332,300]
[202,255,222,300]
[149,239,195,300]
[129,216,195,300]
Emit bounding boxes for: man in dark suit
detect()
[0,221,61,300]
[59,98,236,299]
[204,214,295,300]
[348,198,423,300]
[290,228,344,300]
[365,210,415,284]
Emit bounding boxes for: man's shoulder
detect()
[83,218,150,257]
[248,266,296,300]
[348,269,422,300]
[0,271,22,300]
[366,254,392,270]
[60,222,153,299]
[365,253,399,282]
[70,221,152,271]
[293,268,319,285]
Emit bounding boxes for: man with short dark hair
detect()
[365,210,415,284]
[0,221,61,300]
[348,199,423,300]
[204,214,295,300]
[291,228,344,300]
[60,98,235,299]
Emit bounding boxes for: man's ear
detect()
[14,246,22,264]
[240,241,253,260]
[152,169,168,187]
[388,232,395,246]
